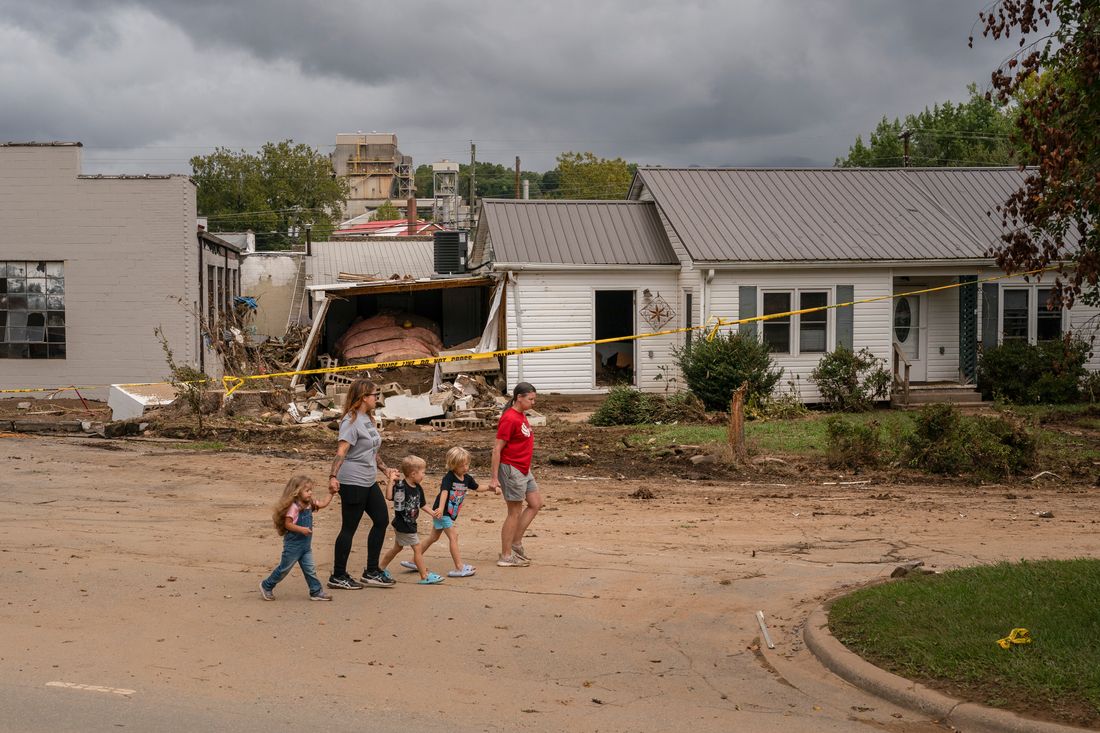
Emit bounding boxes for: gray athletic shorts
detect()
[395,531,420,547]
[498,463,538,502]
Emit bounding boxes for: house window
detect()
[1002,289,1029,341]
[207,265,216,329]
[761,289,831,355]
[1002,286,1063,344]
[762,292,791,354]
[1,260,65,359]
[1036,288,1063,341]
[799,291,828,353]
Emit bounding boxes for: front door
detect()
[893,294,927,382]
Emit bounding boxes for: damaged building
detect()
[292,234,500,394]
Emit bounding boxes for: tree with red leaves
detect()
[971,1,1099,305]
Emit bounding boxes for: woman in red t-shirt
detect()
[489,382,539,567]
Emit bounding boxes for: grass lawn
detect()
[830,559,1100,727]
[624,405,1100,475]
[628,410,914,456]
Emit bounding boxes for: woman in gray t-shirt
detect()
[327,378,399,589]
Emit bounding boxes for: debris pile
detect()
[283,372,545,431]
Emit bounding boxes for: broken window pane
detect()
[1,260,64,358]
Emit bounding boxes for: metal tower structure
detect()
[432,160,460,227]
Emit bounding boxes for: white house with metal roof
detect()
[475,167,1098,402]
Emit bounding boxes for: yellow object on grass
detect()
[996,627,1031,649]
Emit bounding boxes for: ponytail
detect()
[504,382,537,411]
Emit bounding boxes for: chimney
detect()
[407,196,417,235]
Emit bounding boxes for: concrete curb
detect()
[804,606,1091,733]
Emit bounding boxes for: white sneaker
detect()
[497,553,530,567]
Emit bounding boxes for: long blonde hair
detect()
[340,378,377,422]
[272,475,313,536]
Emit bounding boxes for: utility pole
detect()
[515,156,521,199]
[469,142,476,229]
[900,129,912,168]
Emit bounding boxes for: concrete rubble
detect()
[283,372,542,431]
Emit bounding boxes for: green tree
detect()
[972,0,1100,306]
[370,199,400,221]
[191,140,348,251]
[837,85,1023,168]
[554,151,634,199]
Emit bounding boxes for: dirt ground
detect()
[3,399,1100,732]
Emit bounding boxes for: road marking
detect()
[46,681,135,696]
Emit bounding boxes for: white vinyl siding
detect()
[709,269,892,403]
[504,269,680,393]
[976,269,1100,371]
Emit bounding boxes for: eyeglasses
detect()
[365,393,378,398]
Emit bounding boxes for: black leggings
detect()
[332,482,389,577]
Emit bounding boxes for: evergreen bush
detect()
[810,346,891,412]
[977,336,1090,404]
[824,416,883,468]
[673,331,783,411]
[589,388,708,426]
[905,404,1035,479]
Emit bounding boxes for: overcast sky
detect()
[0,1,1017,175]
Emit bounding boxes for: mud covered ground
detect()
[2,396,1099,730]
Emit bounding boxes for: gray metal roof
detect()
[904,168,1037,247]
[479,199,678,266]
[634,167,1031,263]
[308,238,434,285]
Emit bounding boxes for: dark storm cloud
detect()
[0,0,1016,172]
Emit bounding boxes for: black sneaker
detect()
[327,575,363,590]
[360,570,396,587]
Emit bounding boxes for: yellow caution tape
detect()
[0,264,1063,398]
[996,627,1032,649]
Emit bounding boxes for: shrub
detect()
[673,331,783,411]
[905,404,1035,479]
[824,416,882,469]
[589,387,658,426]
[651,391,708,423]
[977,336,1090,404]
[811,346,891,412]
[589,388,709,426]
